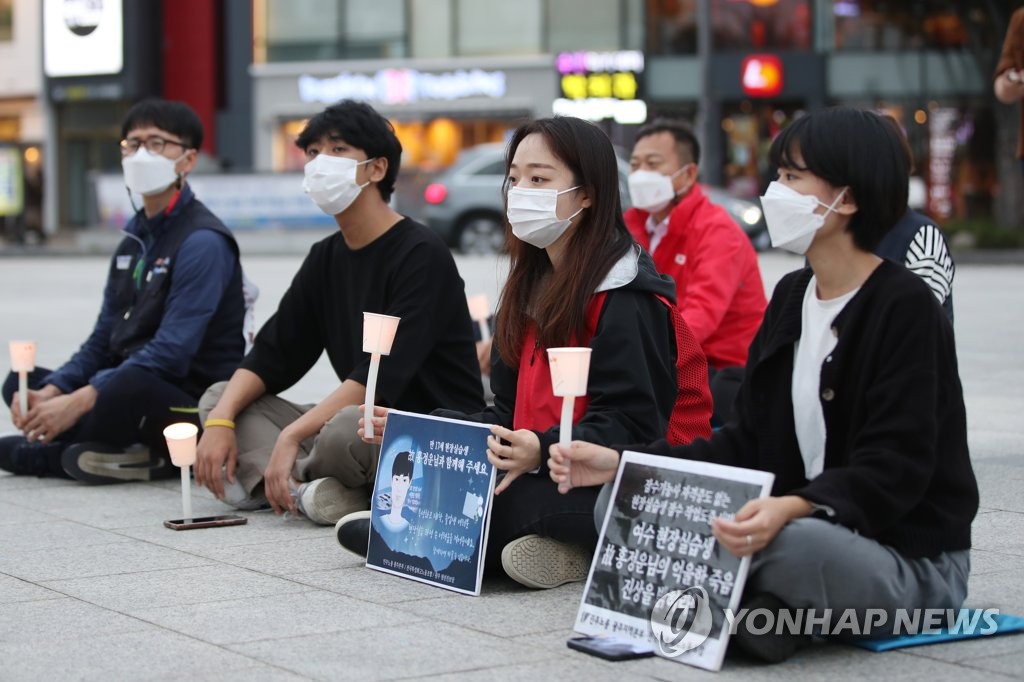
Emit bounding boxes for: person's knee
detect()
[311,404,377,485]
[758,518,838,567]
[96,365,159,403]
[198,381,229,420]
[319,404,361,451]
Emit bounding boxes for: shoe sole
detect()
[301,479,368,525]
[62,447,164,484]
[500,535,592,589]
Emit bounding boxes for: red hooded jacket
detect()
[625,184,767,369]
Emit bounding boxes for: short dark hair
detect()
[121,99,203,150]
[295,100,402,202]
[634,119,701,166]
[769,107,909,252]
[392,451,414,479]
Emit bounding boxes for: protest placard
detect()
[574,451,774,671]
[366,410,496,596]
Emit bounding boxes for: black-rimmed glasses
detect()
[119,136,188,157]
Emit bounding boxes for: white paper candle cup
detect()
[163,422,199,467]
[466,294,490,321]
[9,341,36,372]
[547,347,592,398]
[362,313,401,355]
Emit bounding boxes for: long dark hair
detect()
[495,117,633,367]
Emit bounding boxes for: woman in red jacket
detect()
[344,116,713,589]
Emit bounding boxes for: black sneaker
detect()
[335,511,372,557]
[730,593,812,663]
[0,435,70,478]
[61,442,175,484]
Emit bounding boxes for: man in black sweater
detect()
[194,100,484,524]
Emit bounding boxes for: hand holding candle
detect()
[164,422,198,521]
[547,347,592,493]
[362,313,401,441]
[9,341,37,418]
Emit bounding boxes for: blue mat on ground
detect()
[850,611,1024,652]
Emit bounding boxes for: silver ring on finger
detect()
[746,534,752,547]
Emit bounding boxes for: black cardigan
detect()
[637,261,978,559]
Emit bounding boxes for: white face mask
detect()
[506,185,583,249]
[122,149,183,197]
[760,181,847,255]
[627,167,686,213]
[302,155,374,216]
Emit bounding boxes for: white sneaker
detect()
[295,477,368,525]
[500,534,592,589]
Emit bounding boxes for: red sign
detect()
[741,55,784,98]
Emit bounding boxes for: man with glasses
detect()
[1,99,246,483]
[625,119,767,427]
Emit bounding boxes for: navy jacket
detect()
[45,185,244,398]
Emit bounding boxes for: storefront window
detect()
[721,102,802,197]
[263,0,406,62]
[548,0,622,52]
[456,0,542,56]
[645,0,698,54]
[410,0,452,58]
[712,0,813,51]
[829,1,1000,51]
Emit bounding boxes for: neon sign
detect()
[741,55,784,98]
[298,68,507,105]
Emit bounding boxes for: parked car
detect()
[421,143,769,254]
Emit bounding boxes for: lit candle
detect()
[361,313,401,440]
[547,347,592,493]
[8,341,37,418]
[163,422,198,521]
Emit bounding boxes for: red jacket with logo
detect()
[436,247,712,472]
[624,184,767,369]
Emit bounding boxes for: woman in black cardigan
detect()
[550,107,978,663]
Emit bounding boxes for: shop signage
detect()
[740,54,783,98]
[298,68,507,106]
[554,50,646,124]
[43,0,124,78]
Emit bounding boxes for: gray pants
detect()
[595,484,970,636]
[199,382,380,496]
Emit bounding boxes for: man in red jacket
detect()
[625,119,767,425]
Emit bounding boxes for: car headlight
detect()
[741,206,762,225]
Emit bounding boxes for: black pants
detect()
[2,366,200,456]
[484,473,600,574]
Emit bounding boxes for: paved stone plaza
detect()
[1,246,1022,680]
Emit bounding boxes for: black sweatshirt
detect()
[635,261,978,559]
[242,218,485,414]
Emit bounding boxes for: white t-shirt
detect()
[792,276,860,479]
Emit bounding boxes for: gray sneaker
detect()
[61,442,173,484]
[294,477,368,525]
[500,534,592,589]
